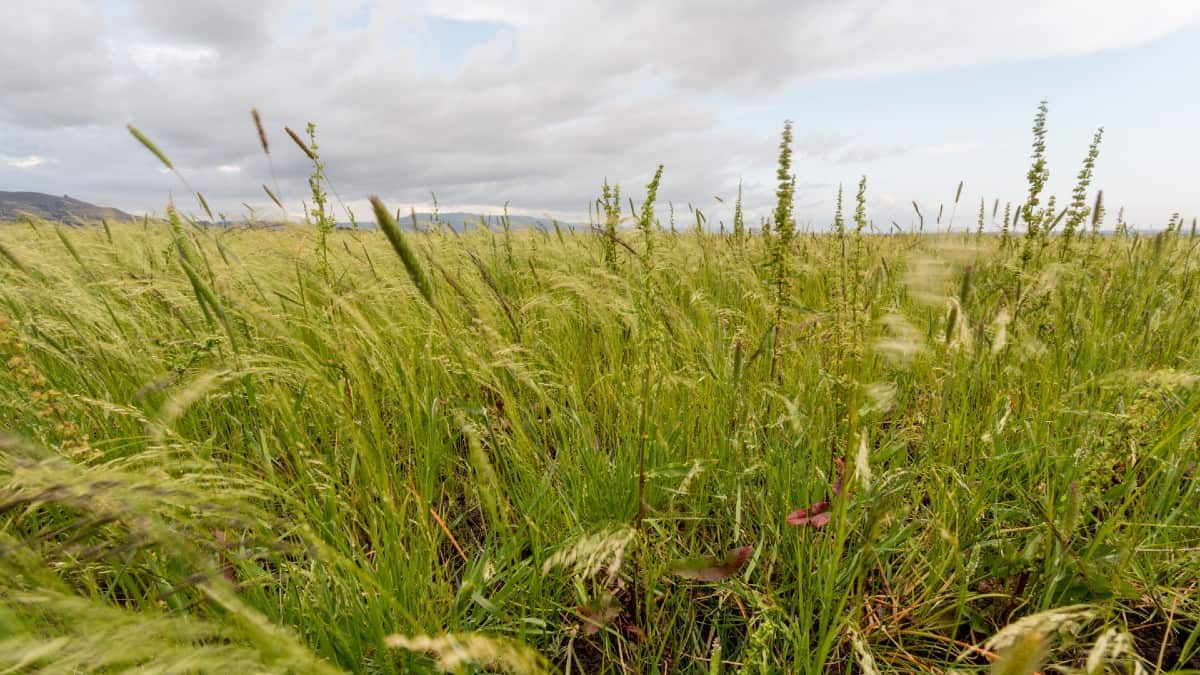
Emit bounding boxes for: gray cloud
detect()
[1,0,1196,224]
[129,0,282,48]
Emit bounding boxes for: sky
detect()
[1,0,1198,230]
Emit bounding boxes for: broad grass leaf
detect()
[669,546,753,582]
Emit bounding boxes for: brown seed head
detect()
[285,126,316,161]
[251,108,269,154]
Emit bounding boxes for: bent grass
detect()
[0,105,1198,673]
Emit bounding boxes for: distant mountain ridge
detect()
[341,211,579,232]
[0,191,136,223]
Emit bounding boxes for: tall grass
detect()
[1,104,1198,673]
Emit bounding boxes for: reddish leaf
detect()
[670,545,753,581]
[787,501,832,528]
[831,457,847,497]
[787,457,850,528]
[578,594,621,636]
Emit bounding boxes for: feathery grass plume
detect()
[501,202,515,266]
[765,120,797,380]
[1001,202,1012,246]
[126,124,174,171]
[1084,628,1142,674]
[977,198,985,238]
[833,183,851,350]
[632,164,664,532]
[851,430,872,490]
[1166,211,1182,235]
[942,179,964,231]
[849,176,870,341]
[637,166,663,253]
[990,630,1050,675]
[875,312,924,366]
[291,123,334,276]
[912,201,924,231]
[833,183,846,236]
[1090,189,1105,238]
[854,176,868,234]
[708,638,722,675]
[848,625,882,675]
[942,296,973,349]
[127,124,207,215]
[1020,100,1051,265]
[984,606,1099,654]
[990,306,1012,354]
[251,108,286,219]
[1061,127,1104,256]
[197,192,214,222]
[857,381,897,418]
[430,191,442,229]
[251,108,269,154]
[262,184,284,210]
[0,582,341,674]
[284,126,317,161]
[733,179,745,242]
[370,195,434,306]
[599,179,621,269]
[975,606,1099,674]
[541,527,636,583]
[385,633,552,674]
[772,120,795,246]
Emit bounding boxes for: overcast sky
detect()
[2,1,1198,229]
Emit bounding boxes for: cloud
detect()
[127,0,284,49]
[0,0,1196,221]
[418,0,1200,90]
[128,45,219,75]
[4,155,46,169]
[921,142,987,156]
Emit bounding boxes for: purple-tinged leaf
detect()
[831,457,847,497]
[787,501,832,528]
[669,546,754,581]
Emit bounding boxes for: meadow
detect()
[1,107,1198,673]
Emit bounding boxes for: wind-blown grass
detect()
[2,112,1199,673]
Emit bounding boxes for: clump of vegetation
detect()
[0,103,1197,674]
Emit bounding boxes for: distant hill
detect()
[339,211,579,233]
[0,191,136,223]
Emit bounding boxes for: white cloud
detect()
[218,165,241,174]
[128,45,218,75]
[921,142,987,156]
[5,155,45,169]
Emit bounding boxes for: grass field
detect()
[2,113,1199,673]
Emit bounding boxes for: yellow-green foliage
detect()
[1,210,1198,673]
